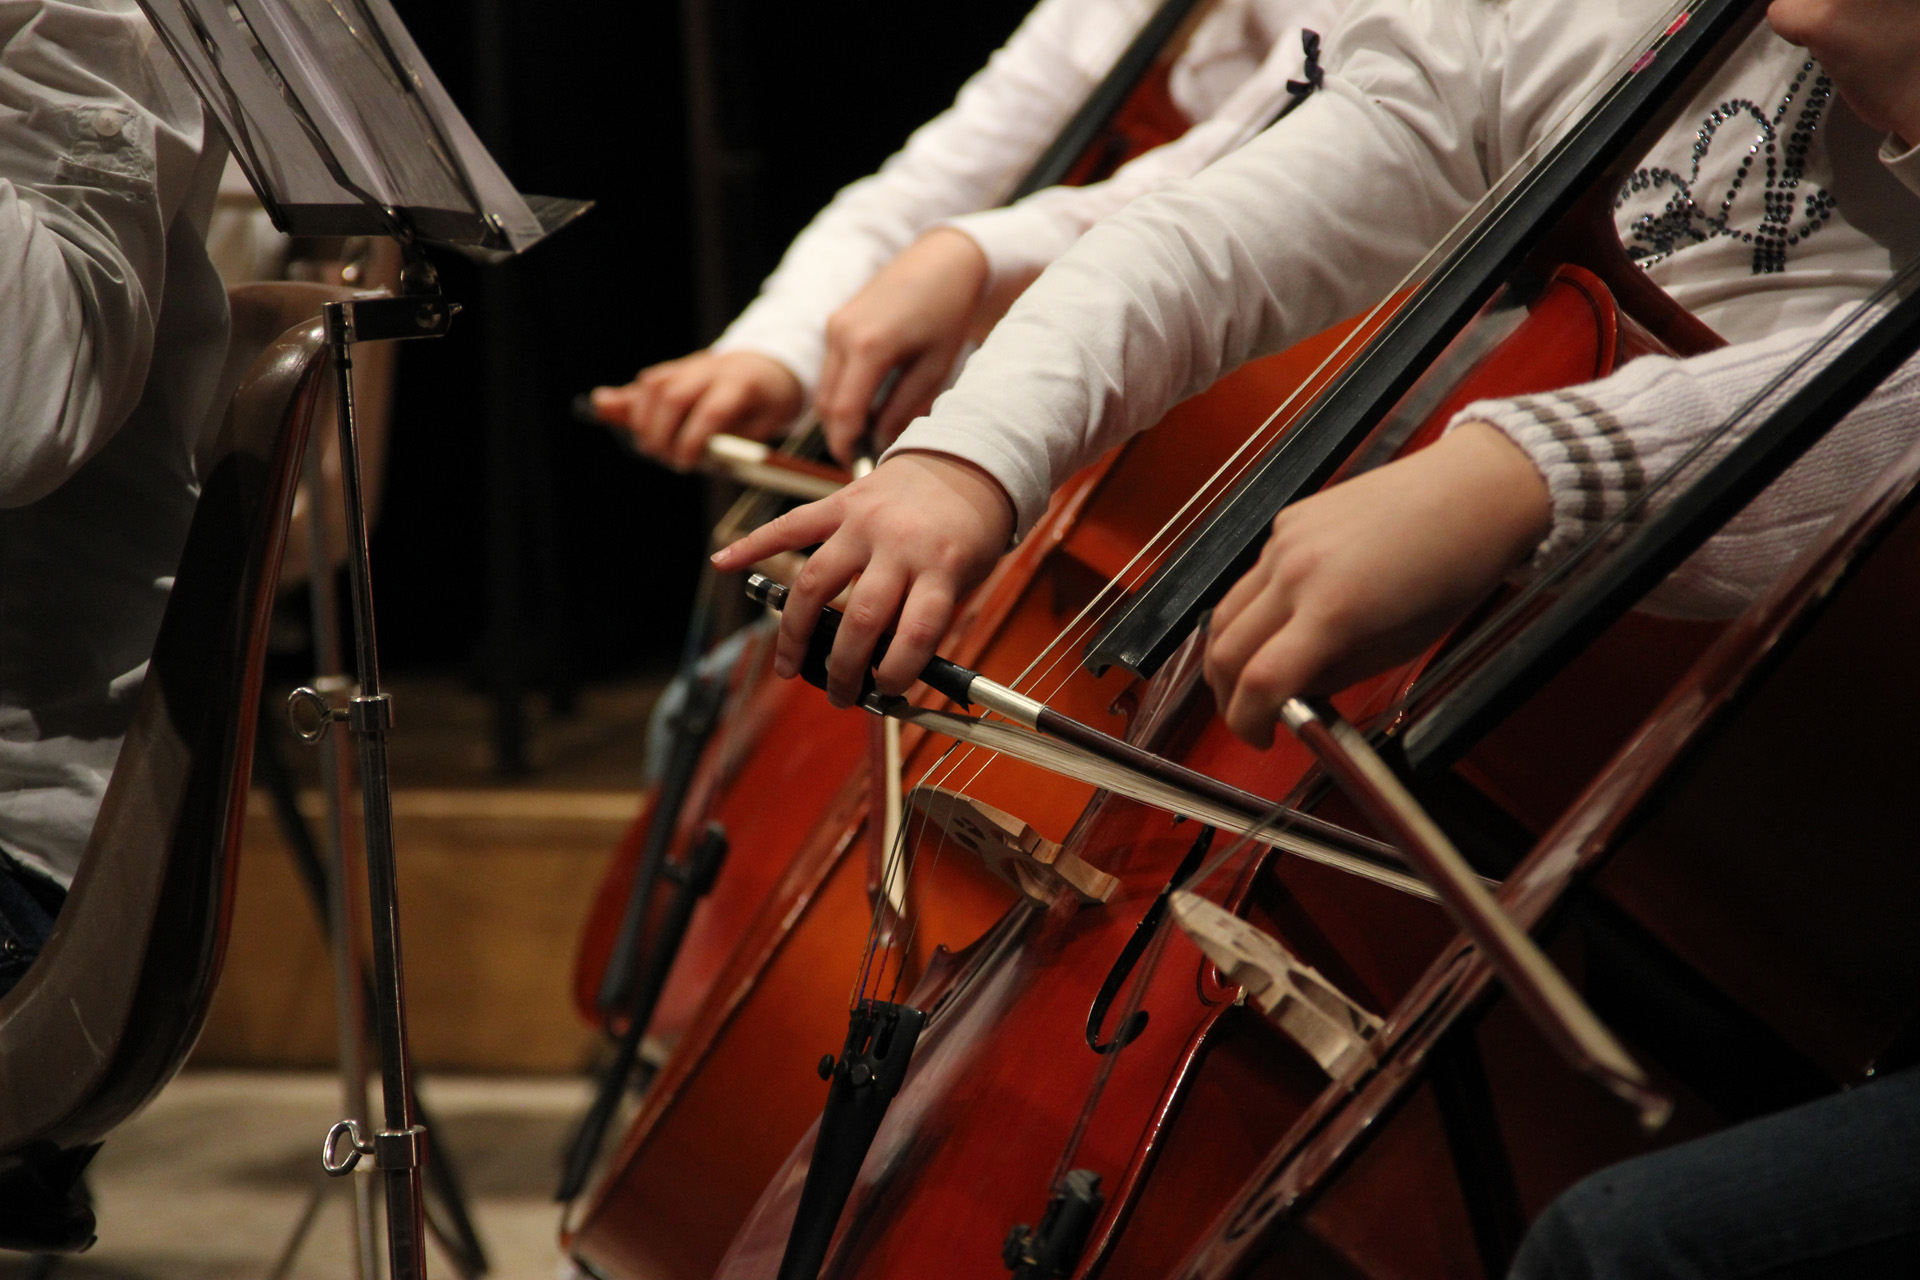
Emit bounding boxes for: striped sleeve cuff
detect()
[1458,387,1652,570]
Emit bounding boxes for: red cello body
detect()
[569,13,1205,1046]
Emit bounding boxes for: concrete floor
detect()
[1,1071,592,1280]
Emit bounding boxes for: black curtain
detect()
[371,0,1033,682]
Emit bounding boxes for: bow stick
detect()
[747,573,1673,1129]
[849,454,910,922]
[1281,697,1669,1128]
[745,573,1442,901]
[571,392,851,500]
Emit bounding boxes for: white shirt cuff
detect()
[1881,134,1920,200]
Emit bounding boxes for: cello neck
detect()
[1084,0,1765,681]
[1006,0,1211,202]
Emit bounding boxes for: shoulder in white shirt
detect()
[712,0,1344,400]
[0,0,230,886]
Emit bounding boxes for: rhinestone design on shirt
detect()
[1616,61,1835,275]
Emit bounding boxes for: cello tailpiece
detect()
[775,999,928,1280]
[1002,1169,1104,1280]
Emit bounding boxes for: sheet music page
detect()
[138,0,547,251]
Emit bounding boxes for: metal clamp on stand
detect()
[287,682,352,742]
[324,1121,430,1176]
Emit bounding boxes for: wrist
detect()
[884,448,1018,542]
[1440,421,1554,568]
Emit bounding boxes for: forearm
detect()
[712,0,1123,393]
[883,0,1671,533]
[942,16,1326,297]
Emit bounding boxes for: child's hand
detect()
[815,228,991,461]
[1203,422,1551,747]
[713,451,1016,706]
[592,350,803,470]
[1768,0,1920,144]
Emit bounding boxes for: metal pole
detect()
[325,301,429,1280]
[680,0,730,341]
[473,0,530,775]
[304,420,383,1280]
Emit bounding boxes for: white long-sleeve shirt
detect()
[710,0,1345,399]
[888,2,1920,542]
[0,0,230,886]
[1455,88,1920,603]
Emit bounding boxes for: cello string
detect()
[879,763,950,1002]
[872,708,1056,1006]
[877,0,1705,822]
[849,764,903,1006]
[1047,789,1307,1185]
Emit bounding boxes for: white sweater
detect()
[887,0,1920,555]
[710,0,1345,399]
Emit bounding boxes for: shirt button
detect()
[91,110,124,138]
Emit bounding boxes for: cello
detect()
[687,3,1875,1277]
[564,306,1392,1280]
[568,0,1234,1047]
[565,0,1335,1263]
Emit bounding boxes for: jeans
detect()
[0,853,64,1002]
[1511,1066,1920,1279]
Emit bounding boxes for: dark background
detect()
[371,0,1033,723]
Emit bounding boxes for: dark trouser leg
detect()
[0,854,91,1256]
[1511,1066,1920,1280]
[0,854,64,1002]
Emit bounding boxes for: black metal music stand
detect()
[132,4,586,1278]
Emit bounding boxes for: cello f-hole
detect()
[1085,824,1216,1053]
